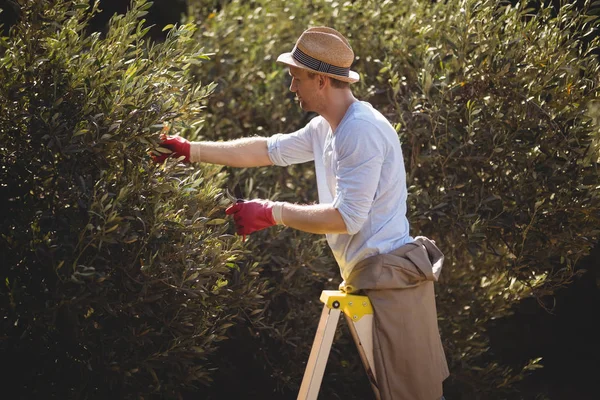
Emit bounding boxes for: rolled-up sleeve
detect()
[332,121,385,235]
[267,120,317,166]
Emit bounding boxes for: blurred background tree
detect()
[1,0,599,399]
[184,0,600,399]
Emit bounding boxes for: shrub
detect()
[0,1,267,398]
[374,0,600,395]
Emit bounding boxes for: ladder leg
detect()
[345,314,381,400]
[297,304,341,400]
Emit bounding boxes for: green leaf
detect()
[186,272,199,282]
[205,219,226,225]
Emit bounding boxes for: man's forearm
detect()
[280,203,348,234]
[190,137,273,167]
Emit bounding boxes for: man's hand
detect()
[151,134,191,163]
[225,199,277,239]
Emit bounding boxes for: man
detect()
[153,26,449,400]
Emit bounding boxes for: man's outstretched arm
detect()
[152,135,273,168]
[189,138,273,167]
[280,203,348,234]
[226,200,349,237]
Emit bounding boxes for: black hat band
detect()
[292,47,350,78]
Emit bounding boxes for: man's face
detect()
[288,66,321,112]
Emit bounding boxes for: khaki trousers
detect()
[341,237,449,400]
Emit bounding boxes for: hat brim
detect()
[276,52,360,83]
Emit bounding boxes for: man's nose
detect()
[289,79,297,92]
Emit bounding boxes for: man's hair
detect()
[307,71,350,89]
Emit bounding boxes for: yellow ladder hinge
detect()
[319,290,373,321]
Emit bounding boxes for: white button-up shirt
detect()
[267,101,412,279]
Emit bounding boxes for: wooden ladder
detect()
[297,290,381,400]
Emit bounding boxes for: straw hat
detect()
[277,27,359,83]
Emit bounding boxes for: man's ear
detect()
[318,74,328,89]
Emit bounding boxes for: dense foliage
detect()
[1,0,599,399]
[0,1,266,398]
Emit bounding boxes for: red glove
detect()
[225,199,276,240]
[151,134,191,163]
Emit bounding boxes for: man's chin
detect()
[298,101,311,112]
